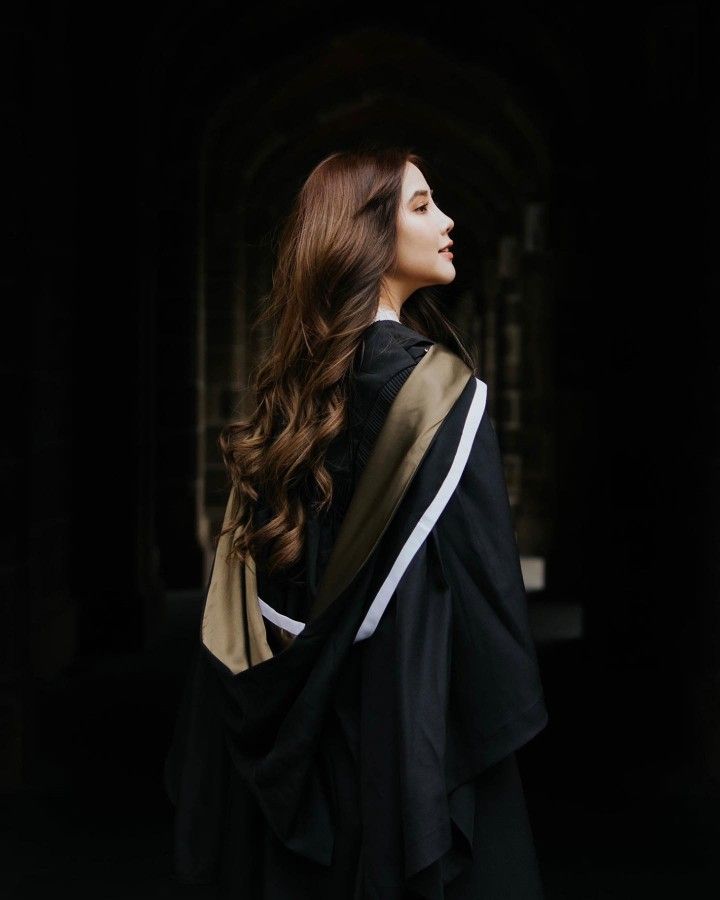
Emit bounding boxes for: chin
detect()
[438,266,457,284]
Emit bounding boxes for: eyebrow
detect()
[408,188,433,204]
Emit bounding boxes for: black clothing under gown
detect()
[164,320,548,898]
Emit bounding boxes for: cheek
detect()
[397,220,435,271]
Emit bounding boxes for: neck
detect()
[378,275,412,320]
[374,304,401,323]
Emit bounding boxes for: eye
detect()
[416,203,429,213]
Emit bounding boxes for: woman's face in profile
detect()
[392,161,456,291]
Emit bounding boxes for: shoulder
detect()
[355,320,435,375]
[348,321,435,475]
[350,321,433,417]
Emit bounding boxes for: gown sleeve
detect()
[348,363,548,898]
[351,339,547,774]
[434,404,548,784]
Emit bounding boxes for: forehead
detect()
[402,161,430,196]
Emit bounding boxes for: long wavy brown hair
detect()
[217,145,476,576]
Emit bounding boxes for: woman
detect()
[164,147,549,898]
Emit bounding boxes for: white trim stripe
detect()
[258,598,305,635]
[353,376,486,642]
[257,377,487,643]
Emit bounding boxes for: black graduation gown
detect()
[163,320,549,899]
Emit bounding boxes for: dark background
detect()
[2,1,716,897]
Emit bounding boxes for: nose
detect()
[444,217,454,234]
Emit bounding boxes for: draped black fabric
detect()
[164,319,549,898]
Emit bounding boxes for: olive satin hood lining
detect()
[201,341,477,676]
[258,374,487,644]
